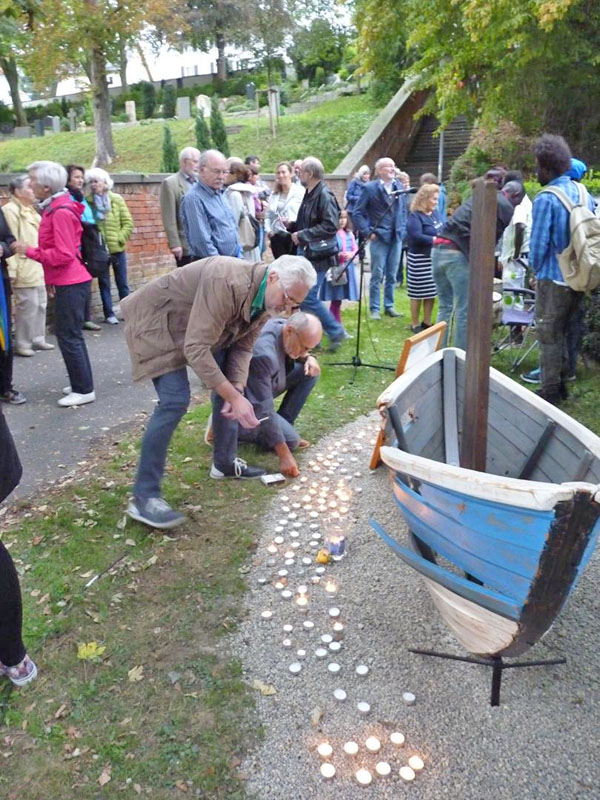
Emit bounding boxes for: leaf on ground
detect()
[252,679,277,696]
[182,456,193,463]
[145,555,158,568]
[98,766,112,786]
[116,515,127,530]
[128,665,144,683]
[133,785,142,795]
[77,642,106,661]
[54,703,68,719]
[174,780,189,792]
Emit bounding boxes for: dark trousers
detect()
[175,254,194,268]
[0,539,25,667]
[536,280,584,398]
[54,281,94,394]
[0,277,14,395]
[211,349,241,470]
[98,251,130,318]
[270,233,295,259]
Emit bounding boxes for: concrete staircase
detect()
[401,115,472,184]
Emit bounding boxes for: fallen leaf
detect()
[310,707,324,727]
[145,555,158,567]
[182,457,193,463]
[174,780,188,793]
[133,785,142,795]
[98,766,111,786]
[116,515,127,530]
[77,642,106,661]
[128,665,144,683]
[54,704,68,719]
[252,679,277,696]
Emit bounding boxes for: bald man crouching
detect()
[208,312,322,478]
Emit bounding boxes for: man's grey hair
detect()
[287,311,322,338]
[179,146,200,164]
[375,157,394,173]
[301,157,324,181]
[270,255,317,291]
[9,174,28,194]
[27,161,67,194]
[85,167,114,191]
[199,149,226,168]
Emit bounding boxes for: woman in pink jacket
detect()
[12,161,95,407]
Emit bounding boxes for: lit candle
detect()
[390,731,405,747]
[274,581,285,590]
[327,662,341,674]
[408,755,424,772]
[375,761,391,777]
[357,701,371,716]
[333,688,347,702]
[402,692,416,706]
[324,579,338,594]
[399,766,415,782]
[311,576,320,584]
[365,736,381,753]
[355,665,369,677]
[317,742,333,759]
[296,596,309,610]
[343,741,359,756]
[333,622,344,634]
[267,543,278,554]
[320,763,335,780]
[355,768,372,786]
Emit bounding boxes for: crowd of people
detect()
[0,132,596,686]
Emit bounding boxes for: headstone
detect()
[195,94,211,117]
[245,82,256,101]
[125,100,136,123]
[51,116,61,134]
[68,109,77,132]
[301,78,309,90]
[268,87,281,122]
[176,95,191,120]
[43,115,53,130]
[14,126,32,139]
[34,119,45,137]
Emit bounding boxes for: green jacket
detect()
[87,191,134,254]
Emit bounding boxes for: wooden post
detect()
[460,178,497,472]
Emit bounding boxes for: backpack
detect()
[48,204,110,278]
[540,183,600,292]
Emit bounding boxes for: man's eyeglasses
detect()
[282,286,302,309]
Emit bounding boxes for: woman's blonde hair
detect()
[411,183,439,213]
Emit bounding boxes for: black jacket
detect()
[0,208,16,284]
[291,180,340,270]
[439,192,514,259]
[0,406,22,503]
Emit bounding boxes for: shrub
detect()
[195,108,211,151]
[161,125,179,172]
[210,95,229,157]
[314,66,325,87]
[140,81,156,119]
[163,84,177,118]
[583,290,600,362]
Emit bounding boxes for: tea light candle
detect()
[300,476,307,483]
[289,531,299,539]
[281,590,292,599]
[296,649,307,659]
[257,577,267,585]
[260,610,273,620]
[288,512,298,520]
[321,634,333,644]
[390,731,405,747]
[274,535,284,544]
[302,557,312,565]
[274,581,285,590]
[267,543,278,554]
[329,607,341,618]
[355,768,372,786]
[408,755,424,771]
[281,505,291,513]
[329,641,341,653]
[309,540,319,548]
[324,579,338,594]
[333,688,347,702]
[400,766,415,782]
[327,662,341,674]
[292,502,301,509]
[297,584,308,594]
[284,550,294,559]
[315,566,326,575]
[285,558,295,566]
[315,648,328,659]
[289,662,302,674]
[365,736,381,753]
[355,664,369,677]
[303,620,315,630]
[402,692,416,706]
[278,519,288,526]
[343,741,359,756]
[293,521,302,528]
[283,624,293,633]
[296,596,309,611]
[282,638,292,648]
[267,558,276,567]
[309,511,319,518]
[275,527,284,534]
[320,763,335,780]
[278,569,288,577]
[317,742,333,759]
[333,622,344,634]
[311,576,321,584]
[357,701,371,715]
[280,495,289,502]
[375,761,391,777]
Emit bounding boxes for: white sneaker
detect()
[63,385,72,395]
[106,316,119,325]
[58,391,96,407]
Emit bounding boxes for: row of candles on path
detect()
[317,732,425,784]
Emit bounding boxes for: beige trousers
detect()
[14,285,48,349]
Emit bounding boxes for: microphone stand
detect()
[327,187,415,381]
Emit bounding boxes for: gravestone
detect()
[176,96,191,120]
[195,94,211,117]
[51,116,61,134]
[68,109,77,132]
[43,115,53,130]
[125,100,136,123]
[34,119,45,137]
[14,126,32,139]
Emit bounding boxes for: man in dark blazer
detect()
[159,147,200,267]
[238,312,322,478]
[354,157,407,319]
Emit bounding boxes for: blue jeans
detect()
[300,269,345,342]
[133,367,190,499]
[54,281,94,394]
[369,237,401,312]
[432,245,469,350]
[238,363,317,451]
[98,251,130,319]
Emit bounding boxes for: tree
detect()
[289,19,348,83]
[161,125,179,172]
[163,83,177,118]
[0,1,37,127]
[352,0,406,102]
[140,81,156,119]
[210,94,229,157]
[185,0,251,84]
[195,107,211,150]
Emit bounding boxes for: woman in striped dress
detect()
[406,184,442,333]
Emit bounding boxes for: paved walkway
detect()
[3,322,202,503]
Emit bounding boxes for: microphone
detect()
[390,187,418,196]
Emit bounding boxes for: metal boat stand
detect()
[408,648,566,706]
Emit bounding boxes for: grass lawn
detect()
[0,95,381,174]
[1,288,598,798]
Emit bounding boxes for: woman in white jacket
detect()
[265,162,305,258]
[225,162,261,263]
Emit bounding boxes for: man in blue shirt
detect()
[181,149,240,259]
[529,134,595,404]
[354,157,406,319]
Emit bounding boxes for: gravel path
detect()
[233,413,599,800]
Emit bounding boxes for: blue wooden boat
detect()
[372,348,600,657]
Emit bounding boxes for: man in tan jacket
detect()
[159,147,200,267]
[121,254,317,529]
